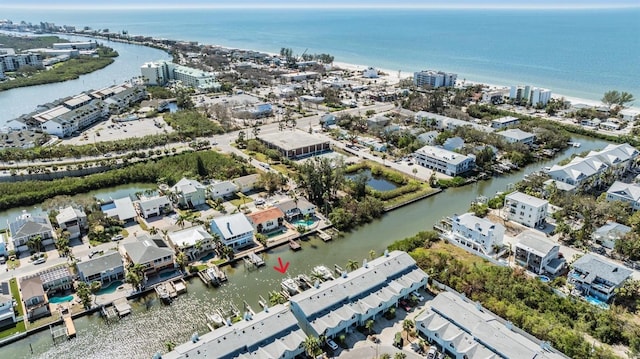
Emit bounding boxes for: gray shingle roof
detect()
[76,251,124,278]
[122,235,173,264]
[572,254,632,286]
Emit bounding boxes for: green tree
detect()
[602,90,635,108]
[394,353,407,359]
[302,336,321,357]
[402,319,414,341]
[196,155,208,177]
[365,319,375,334]
[176,251,188,271]
[27,235,43,253]
[369,249,377,260]
[269,290,286,305]
[125,263,146,291]
[346,259,359,271]
[76,281,93,309]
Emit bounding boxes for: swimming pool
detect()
[200,252,215,262]
[96,280,123,295]
[100,202,116,211]
[538,275,550,283]
[585,295,609,309]
[49,295,74,304]
[293,219,315,227]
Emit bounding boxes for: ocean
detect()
[1,7,639,102]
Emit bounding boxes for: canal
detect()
[0,34,171,127]
[2,135,610,359]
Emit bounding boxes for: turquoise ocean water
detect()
[1,8,639,101]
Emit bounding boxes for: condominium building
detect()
[413,70,457,88]
[413,145,476,176]
[606,181,640,211]
[504,191,548,228]
[510,85,552,106]
[0,52,42,72]
[498,129,536,146]
[414,111,494,133]
[449,213,505,255]
[140,61,220,90]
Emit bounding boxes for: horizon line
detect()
[1,4,639,11]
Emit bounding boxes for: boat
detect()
[281,278,300,295]
[206,266,227,285]
[294,274,311,290]
[207,312,224,326]
[155,284,172,304]
[313,265,334,280]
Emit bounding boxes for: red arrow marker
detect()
[273,257,290,274]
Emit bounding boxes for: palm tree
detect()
[368,249,377,260]
[402,319,414,341]
[55,233,70,257]
[346,259,359,272]
[27,235,43,254]
[365,319,375,334]
[176,213,190,229]
[269,291,286,305]
[302,336,320,357]
[176,251,188,271]
[394,353,407,359]
[149,226,158,235]
[380,354,391,359]
[126,263,146,291]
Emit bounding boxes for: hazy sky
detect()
[1,0,638,9]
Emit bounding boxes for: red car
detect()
[398,299,412,311]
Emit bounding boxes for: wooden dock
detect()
[248,252,265,267]
[289,239,301,250]
[317,229,332,242]
[172,279,187,295]
[114,298,132,317]
[101,305,119,322]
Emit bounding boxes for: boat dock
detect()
[317,229,332,242]
[248,252,265,267]
[51,306,76,342]
[289,239,301,250]
[114,298,132,316]
[101,305,120,323]
[199,265,228,286]
[172,278,187,294]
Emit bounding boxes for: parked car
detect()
[326,338,339,351]
[426,347,438,359]
[412,290,425,301]
[111,234,124,241]
[398,299,412,311]
[254,198,265,205]
[33,257,46,265]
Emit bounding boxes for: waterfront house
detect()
[246,207,285,234]
[547,143,639,191]
[442,136,465,151]
[102,197,137,223]
[449,213,505,255]
[167,225,214,262]
[581,118,602,128]
[0,283,16,329]
[515,231,565,275]
[55,206,87,240]
[36,265,73,294]
[569,253,632,302]
[20,276,50,321]
[498,128,536,146]
[504,191,548,228]
[289,250,428,339]
[121,234,175,277]
[362,66,379,78]
[9,211,54,253]
[619,108,640,122]
[491,116,520,129]
[606,181,640,211]
[275,198,316,221]
[207,180,239,200]
[232,174,261,194]
[257,132,331,160]
[414,145,476,177]
[170,178,207,208]
[76,251,125,287]
[210,213,254,249]
[592,222,632,250]
[136,195,171,219]
[414,111,494,133]
[415,292,568,359]
[163,304,306,359]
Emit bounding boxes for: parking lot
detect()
[61,116,173,145]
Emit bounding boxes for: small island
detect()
[0,34,118,91]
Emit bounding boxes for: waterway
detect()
[0,134,610,359]
[0,33,170,127]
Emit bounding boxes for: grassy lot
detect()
[383,184,438,210]
[229,193,253,207]
[0,320,26,339]
[7,258,20,270]
[0,278,27,339]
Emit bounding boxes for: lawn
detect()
[7,258,20,270]
[0,278,27,339]
[229,193,253,207]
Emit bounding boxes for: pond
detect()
[346,169,399,192]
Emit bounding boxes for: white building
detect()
[414,145,476,176]
[55,206,87,240]
[619,108,640,122]
[362,66,378,78]
[416,292,568,359]
[102,197,137,223]
[136,195,171,219]
[52,41,97,50]
[207,180,238,200]
[141,61,219,90]
[210,213,254,249]
[167,225,214,262]
[414,111,494,133]
[510,85,551,106]
[504,191,548,228]
[170,178,207,208]
[450,213,505,255]
[593,222,631,249]
[413,70,457,88]
[570,254,632,302]
[0,52,42,72]
[606,181,640,211]
[491,116,520,129]
[9,211,54,253]
[547,143,639,191]
[515,231,565,275]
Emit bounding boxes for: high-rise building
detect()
[140,61,219,90]
[413,70,457,88]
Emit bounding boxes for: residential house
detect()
[417,131,438,145]
[414,111,494,133]
[606,181,640,211]
[581,118,601,128]
[515,231,565,275]
[163,304,306,359]
[362,66,379,78]
[0,282,16,329]
[366,115,390,130]
[208,180,238,200]
[246,207,285,234]
[498,128,536,146]
[415,292,568,359]
[504,191,548,228]
[20,276,50,321]
[76,251,125,287]
[320,113,337,128]
[414,145,476,176]
[547,143,639,191]
[210,213,255,249]
[170,178,207,208]
[167,225,214,262]
[449,213,505,255]
[593,222,631,250]
[569,253,632,302]
[491,116,520,129]
[102,197,137,223]
[121,234,175,277]
[137,195,171,219]
[55,206,87,240]
[36,266,73,294]
[275,198,316,221]
[442,136,464,151]
[9,211,54,253]
[290,251,428,338]
[619,108,640,122]
[232,174,261,194]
